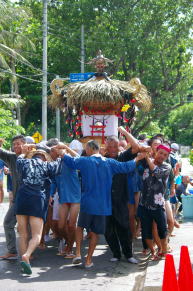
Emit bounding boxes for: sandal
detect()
[85,262,94,268]
[72,256,82,265]
[150,254,161,261]
[56,251,66,256]
[20,261,32,275]
[64,253,75,259]
[158,252,167,259]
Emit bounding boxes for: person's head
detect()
[138,134,147,142]
[46,138,59,147]
[164,140,171,147]
[154,144,171,165]
[46,138,59,160]
[105,135,119,158]
[25,136,35,144]
[12,135,26,155]
[153,134,165,143]
[148,137,162,154]
[85,140,100,156]
[69,139,83,155]
[171,143,179,153]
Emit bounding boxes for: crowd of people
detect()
[0,127,192,275]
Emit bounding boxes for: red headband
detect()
[157,144,171,153]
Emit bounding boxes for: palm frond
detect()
[0,53,10,69]
[0,44,36,70]
[0,94,25,107]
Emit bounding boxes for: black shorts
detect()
[140,206,167,240]
[78,211,106,234]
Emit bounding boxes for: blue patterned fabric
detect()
[15,156,61,221]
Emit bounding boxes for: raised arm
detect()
[0,148,15,166]
[145,155,156,172]
[51,142,79,158]
[146,156,171,179]
[118,126,139,154]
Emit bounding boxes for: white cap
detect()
[69,139,83,155]
[171,143,179,151]
[25,136,35,144]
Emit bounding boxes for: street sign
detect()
[70,72,94,82]
[32,131,43,144]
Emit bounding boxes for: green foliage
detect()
[163,103,193,145]
[137,120,162,138]
[0,107,25,148]
[189,149,193,166]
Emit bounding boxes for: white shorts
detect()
[52,192,59,221]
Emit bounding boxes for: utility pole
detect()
[56,108,60,141]
[55,75,60,141]
[81,24,85,73]
[42,0,48,140]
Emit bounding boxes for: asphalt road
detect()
[0,221,147,291]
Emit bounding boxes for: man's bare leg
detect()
[85,232,99,266]
[75,226,83,258]
[128,203,136,239]
[134,192,141,237]
[146,239,156,257]
[58,203,69,240]
[152,221,162,253]
[160,238,167,254]
[165,201,174,235]
[65,203,80,254]
[0,182,4,203]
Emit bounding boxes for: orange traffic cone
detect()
[162,254,179,291]
[178,246,193,291]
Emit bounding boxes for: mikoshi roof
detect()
[49,77,151,112]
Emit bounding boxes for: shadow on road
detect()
[0,234,147,290]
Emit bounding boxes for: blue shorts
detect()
[128,172,139,205]
[170,195,178,204]
[0,168,4,181]
[78,211,106,234]
[0,160,4,181]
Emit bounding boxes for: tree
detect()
[10,0,193,140]
[0,107,25,148]
[0,0,36,124]
[164,103,193,145]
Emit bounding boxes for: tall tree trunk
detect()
[11,54,21,125]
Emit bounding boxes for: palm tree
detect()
[0,0,36,123]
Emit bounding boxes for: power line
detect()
[0,46,68,77]
[0,46,41,72]
[0,68,48,84]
